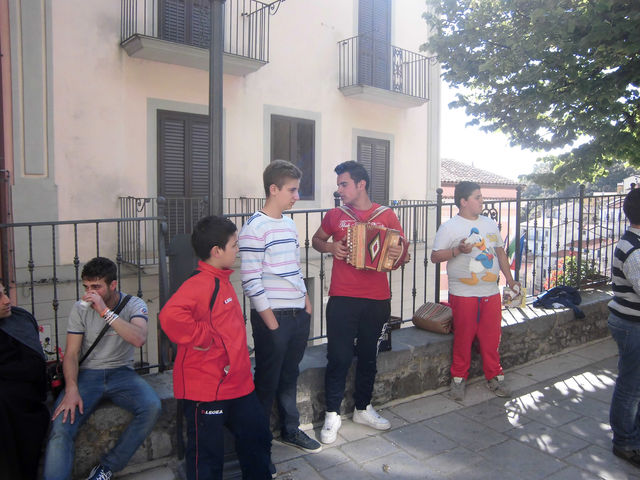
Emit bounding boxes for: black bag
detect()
[47,295,132,396]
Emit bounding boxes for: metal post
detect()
[209,0,226,216]
[514,185,522,282]
[576,184,585,288]
[334,191,341,207]
[434,188,443,303]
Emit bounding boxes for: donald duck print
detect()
[459,227,499,285]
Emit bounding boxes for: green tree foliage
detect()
[520,161,638,198]
[422,0,640,188]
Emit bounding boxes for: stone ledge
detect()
[70,289,612,478]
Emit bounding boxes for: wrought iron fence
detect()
[338,34,431,100]
[120,0,275,62]
[119,196,265,266]
[2,188,630,372]
[0,216,169,373]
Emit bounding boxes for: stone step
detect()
[119,465,177,480]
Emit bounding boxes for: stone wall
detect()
[69,289,612,478]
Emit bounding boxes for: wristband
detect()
[100,307,109,318]
[451,247,456,258]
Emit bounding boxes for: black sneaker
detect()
[613,445,640,468]
[269,461,277,478]
[280,429,322,453]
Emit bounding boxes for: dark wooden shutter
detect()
[189,120,210,224]
[160,0,210,48]
[158,110,210,237]
[160,0,187,44]
[357,136,389,205]
[159,116,186,197]
[358,0,390,89]
[270,115,315,201]
[191,0,211,48]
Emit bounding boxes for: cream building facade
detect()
[1,0,441,364]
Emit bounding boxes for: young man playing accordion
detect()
[312,161,407,444]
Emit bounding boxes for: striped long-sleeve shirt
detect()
[238,211,306,312]
[609,227,640,321]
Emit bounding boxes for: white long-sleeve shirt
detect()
[238,212,306,312]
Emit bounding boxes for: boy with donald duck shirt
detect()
[431,181,519,402]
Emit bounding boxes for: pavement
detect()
[123,337,640,480]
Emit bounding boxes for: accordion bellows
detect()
[345,222,409,272]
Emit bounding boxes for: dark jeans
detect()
[250,308,311,436]
[325,296,390,412]
[608,312,640,450]
[183,392,272,480]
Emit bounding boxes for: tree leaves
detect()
[422,0,640,187]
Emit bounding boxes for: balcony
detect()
[120,0,281,75]
[338,34,432,108]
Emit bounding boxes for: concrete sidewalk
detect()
[123,337,639,479]
[268,337,639,480]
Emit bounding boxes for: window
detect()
[270,115,315,201]
[160,0,211,48]
[357,136,390,205]
[157,110,210,237]
[358,0,391,89]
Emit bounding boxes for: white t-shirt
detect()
[433,215,504,297]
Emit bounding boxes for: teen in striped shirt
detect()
[239,160,321,471]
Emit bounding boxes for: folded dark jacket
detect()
[533,286,585,319]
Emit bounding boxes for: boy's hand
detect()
[330,238,349,261]
[457,239,473,254]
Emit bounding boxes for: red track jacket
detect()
[159,261,254,401]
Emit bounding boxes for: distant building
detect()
[440,159,521,201]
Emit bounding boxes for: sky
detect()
[440,85,541,182]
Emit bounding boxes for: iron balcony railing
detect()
[121,0,275,62]
[338,34,431,100]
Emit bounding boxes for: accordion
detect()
[345,223,409,272]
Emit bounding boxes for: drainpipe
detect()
[209,0,226,216]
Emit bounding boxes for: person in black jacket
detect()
[0,280,50,480]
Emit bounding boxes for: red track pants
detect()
[449,293,503,380]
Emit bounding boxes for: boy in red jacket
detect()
[160,215,272,480]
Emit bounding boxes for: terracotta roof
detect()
[441,159,521,187]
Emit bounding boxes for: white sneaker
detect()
[321,411,342,444]
[352,404,391,430]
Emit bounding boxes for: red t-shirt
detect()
[320,204,404,300]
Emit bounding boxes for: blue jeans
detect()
[250,308,310,436]
[43,367,161,479]
[609,312,640,450]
